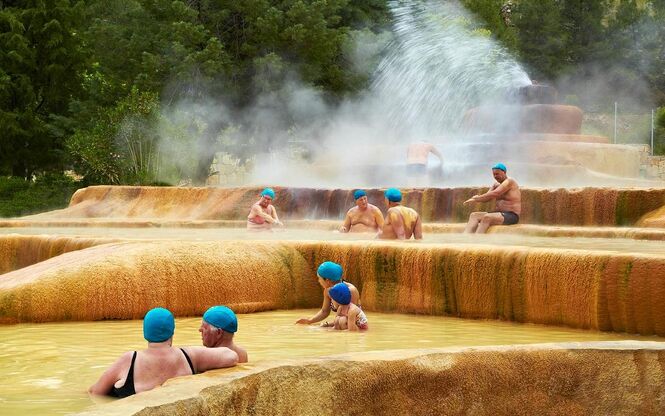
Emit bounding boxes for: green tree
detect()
[512,0,566,81]
[0,0,85,178]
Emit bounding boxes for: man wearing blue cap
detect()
[247,187,283,231]
[379,188,422,240]
[463,163,521,233]
[339,189,384,233]
[200,306,248,363]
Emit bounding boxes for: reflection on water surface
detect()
[0,309,662,415]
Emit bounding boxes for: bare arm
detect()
[250,205,276,223]
[413,215,423,240]
[270,206,282,225]
[430,145,443,161]
[295,289,332,324]
[186,346,238,373]
[339,210,352,232]
[389,208,406,240]
[347,308,359,331]
[373,207,385,229]
[88,352,132,395]
[464,182,509,204]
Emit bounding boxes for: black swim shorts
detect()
[498,211,519,225]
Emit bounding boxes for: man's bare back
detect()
[407,142,442,165]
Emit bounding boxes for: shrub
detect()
[0,174,83,218]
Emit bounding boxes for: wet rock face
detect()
[78,344,665,416]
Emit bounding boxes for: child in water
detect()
[328,282,368,331]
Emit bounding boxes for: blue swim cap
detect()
[143,307,175,343]
[260,188,275,199]
[317,261,343,281]
[329,282,351,305]
[385,188,402,202]
[492,163,507,172]
[203,305,238,333]
[353,189,367,200]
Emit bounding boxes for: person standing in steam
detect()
[379,188,423,240]
[339,190,385,233]
[463,163,521,234]
[406,140,443,184]
[247,188,283,231]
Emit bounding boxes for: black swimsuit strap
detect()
[110,351,137,398]
[180,348,195,374]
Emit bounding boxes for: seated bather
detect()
[247,188,283,231]
[199,305,248,363]
[379,188,423,240]
[328,282,368,331]
[295,261,361,327]
[339,189,385,233]
[463,163,521,234]
[89,307,238,398]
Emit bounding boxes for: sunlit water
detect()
[2,226,665,256]
[0,309,661,415]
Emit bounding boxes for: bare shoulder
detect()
[507,177,519,188]
[369,204,382,213]
[347,206,359,214]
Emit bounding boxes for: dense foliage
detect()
[1,0,664,203]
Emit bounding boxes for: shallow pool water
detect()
[0,309,662,415]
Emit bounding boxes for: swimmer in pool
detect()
[379,188,423,240]
[329,282,368,331]
[339,189,384,233]
[199,305,248,363]
[247,188,283,231]
[463,163,521,234]
[295,261,361,327]
[89,308,238,398]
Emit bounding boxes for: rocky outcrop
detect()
[3,240,665,336]
[75,342,665,416]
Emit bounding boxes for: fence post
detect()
[613,102,618,144]
[652,109,655,156]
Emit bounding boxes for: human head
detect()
[491,163,507,182]
[329,282,351,306]
[200,306,238,347]
[385,188,402,204]
[354,189,368,208]
[143,307,175,343]
[317,261,343,288]
[259,188,275,207]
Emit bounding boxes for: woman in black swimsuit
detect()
[89,307,239,398]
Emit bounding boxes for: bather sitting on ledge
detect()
[379,188,423,240]
[339,189,384,233]
[89,308,238,398]
[199,306,248,363]
[247,188,283,231]
[463,163,521,234]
